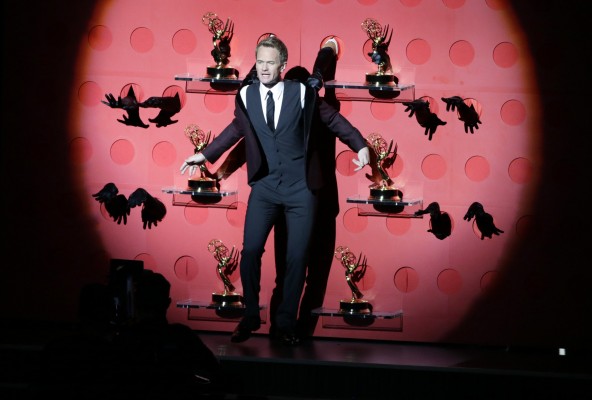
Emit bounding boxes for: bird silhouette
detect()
[101,86,149,129]
[128,188,167,229]
[414,202,451,240]
[402,99,447,140]
[463,202,504,239]
[92,184,166,229]
[139,93,182,128]
[441,96,482,133]
[92,183,130,225]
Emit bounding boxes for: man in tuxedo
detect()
[270,38,342,341]
[181,35,369,346]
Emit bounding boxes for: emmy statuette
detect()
[184,124,218,193]
[202,12,238,79]
[361,18,398,86]
[334,246,372,314]
[208,239,243,308]
[366,133,402,202]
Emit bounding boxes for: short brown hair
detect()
[256,35,288,65]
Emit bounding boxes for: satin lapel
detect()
[303,86,317,143]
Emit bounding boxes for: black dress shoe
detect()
[268,325,278,339]
[278,331,301,347]
[231,325,252,343]
[231,317,261,343]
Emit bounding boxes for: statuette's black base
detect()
[206,66,238,79]
[365,73,398,86]
[339,299,373,315]
[211,292,243,308]
[188,178,218,191]
[369,188,403,201]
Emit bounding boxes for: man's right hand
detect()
[180,153,206,176]
[352,147,370,172]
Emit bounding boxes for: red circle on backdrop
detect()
[88,25,112,51]
[437,268,463,295]
[342,207,368,233]
[449,40,475,67]
[130,27,154,53]
[174,256,199,281]
[78,81,103,107]
[406,39,431,65]
[184,206,209,225]
[465,156,490,182]
[152,141,176,167]
[69,137,93,164]
[501,99,526,125]
[421,154,447,180]
[493,42,519,68]
[394,267,419,293]
[172,29,197,55]
[386,217,412,236]
[508,157,533,184]
[227,202,247,228]
[110,139,135,165]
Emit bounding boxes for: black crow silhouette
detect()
[414,202,451,240]
[464,202,504,239]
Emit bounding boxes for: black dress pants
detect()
[240,179,317,332]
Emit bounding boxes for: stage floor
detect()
[1,321,591,400]
[197,331,592,399]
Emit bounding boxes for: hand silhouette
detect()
[101,93,124,109]
[102,86,149,128]
[128,188,167,229]
[441,96,482,133]
[414,202,451,240]
[118,110,149,129]
[140,94,182,128]
[463,202,504,239]
[92,183,130,225]
[403,99,447,140]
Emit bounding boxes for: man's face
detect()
[256,46,285,88]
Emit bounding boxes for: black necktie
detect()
[266,90,275,132]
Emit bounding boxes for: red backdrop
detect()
[2,0,589,350]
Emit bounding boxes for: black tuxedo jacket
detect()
[202,81,367,191]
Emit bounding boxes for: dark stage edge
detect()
[199,331,592,399]
[1,321,591,400]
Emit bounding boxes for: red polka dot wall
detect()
[9,0,581,347]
